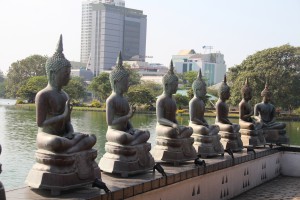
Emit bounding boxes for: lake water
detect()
[0,99,299,190]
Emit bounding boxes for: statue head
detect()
[162,60,178,95]
[45,35,71,89]
[218,74,230,100]
[109,51,129,93]
[192,69,206,99]
[241,78,252,101]
[261,81,272,102]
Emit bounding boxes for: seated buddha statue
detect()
[26,35,101,195]
[99,52,154,177]
[151,60,196,164]
[189,69,224,157]
[0,144,5,200]
[239,78,265,146]
[254,82,288,144]
[104,53,150,145]
[215,75,243,151]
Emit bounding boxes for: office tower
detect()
[81,0,147,76]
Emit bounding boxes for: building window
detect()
[183,63,187,73]
[189,63,192,71]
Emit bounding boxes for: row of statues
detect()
[25,35,288,195]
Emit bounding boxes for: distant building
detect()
[69,61,93,82]
[124,61,168,84]
[81,0,147,76]
[172,49,226,86]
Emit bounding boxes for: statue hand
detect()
[63,100,73,118]
[128,106,136,119]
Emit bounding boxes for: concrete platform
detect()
[5,146,295,200]
[232,176,300,200]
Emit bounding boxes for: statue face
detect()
[244,91,252,101]
[263,94,271,103]
[196,86,206,99]
[116,76,129,93]
[166,80,178,95]
[222,90,230,100]
[52,66,71,87]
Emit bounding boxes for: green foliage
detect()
[90,99,101,108]
[17,76,47,102]
[123,63,141,86]
[16,99,25,104]
[187,88,193,100]
[0,70,4,83]
[141,80,163,98]
[127,85,155,107]
[6,55,47,97]
[174,94,189,109]
[183,71,198,87]
[64,77,86,101]
[88,72,111,102]
[227,44,300,110]
[0,82,5,98]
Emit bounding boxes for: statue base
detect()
[99,142,155,177]
[0,181,5,200]
[263,129,289,145]
[240,129,266,147]
[219,131,243,152]
[151,137,197,165]
[26,149,101,196]
[192,134,224,158]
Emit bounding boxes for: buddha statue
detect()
[26,35,101,195]
[215,75,243,152]
[99,52,154,177]
[239,78,265,146]
[0,144,6,200]
[254,82,289,144]
[151,60,196,164]
[189,69,224,157]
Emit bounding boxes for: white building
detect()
[123,61,168,84]
[81,0,147,76]
[172,49,226,86]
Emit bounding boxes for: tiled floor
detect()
[232,176,300,200]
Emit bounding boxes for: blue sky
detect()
[0,0,299,74]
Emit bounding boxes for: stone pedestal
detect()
[26,149,101,196]
[240,129,266,147]
[99,142,155,177]
[219,131,243,152]
[263,129,289,145]
[192,134,224,158]
[0,181,5,200]
[151,137,197,164]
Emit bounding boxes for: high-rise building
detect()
[81,0,147,76]
[172,49,227,86]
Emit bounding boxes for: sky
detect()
[0,0,299,74]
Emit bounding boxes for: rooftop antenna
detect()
[202,46,213,54]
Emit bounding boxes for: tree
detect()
[0,70,4,83]
[126,85,155,107]
[183,71,198,87]
[6,55,47,97]
[123,63,141,86]
[17,76,47,102]
[88,72,111,102]
[227,44,300,111]
[141,80,162,98]
[174,94,189,109]
[64,77,87,101]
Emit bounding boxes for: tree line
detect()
[1,44,300,112]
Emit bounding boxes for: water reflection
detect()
[0,105,299,190]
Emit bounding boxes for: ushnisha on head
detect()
[109,51,129,92]
[45,35,71,84]
[162,60,179,93]
[218,74,230,100]
[192,68,206,97]
[241,78,252,98]
[261,81,272,97]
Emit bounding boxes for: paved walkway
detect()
[232,176,300,200]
